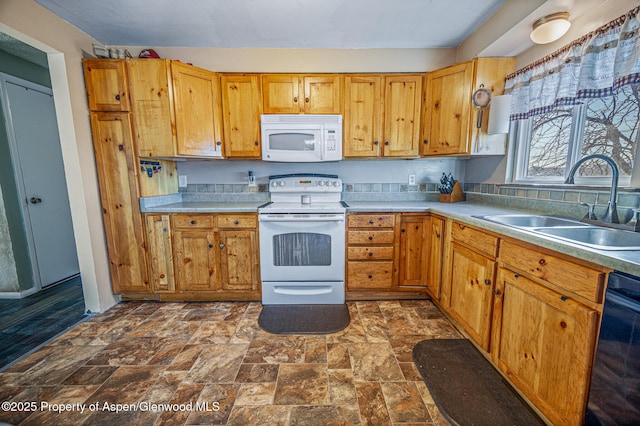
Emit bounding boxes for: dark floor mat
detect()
[413,339,545,426]
[258,304,350,334]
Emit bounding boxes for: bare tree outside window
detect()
[523,84,639,181]
[582,84,639,177]
[527,107,573,177]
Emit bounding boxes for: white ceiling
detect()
[34,0,507,49]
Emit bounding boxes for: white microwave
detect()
[261,114,342,162]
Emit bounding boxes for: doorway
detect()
[0,73,80,290]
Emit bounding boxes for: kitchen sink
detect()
[532,227,640,251]
[473,214,590,228]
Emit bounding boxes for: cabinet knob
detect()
[494,289,501,295]
[208,244,213,248]
[369,252,373,256]
[423,139,429,145]
[293,96,298,103]
[368,275,373,279]
[305,97,309,103]
[384,141,390,145]
[219,243,225,249]
[234,220,239,225]
[216,141,222,146]
[484,279,491,286]
[514,273,520,279]
[401,228,405,233]
[374,141,379,146]
[118,144,124,151]
[190,220,196,225]
[115,94,120,101]
[369,220,375,224]
[254,141,259,146]
[368,235,373,240]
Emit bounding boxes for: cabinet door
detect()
[426,216,445,299]
[343,75,383,157]
[145,214,175,292]
[218,229,260,292]
[303,75,341,114]
[172,62,223,157]
[447,241,495,351]
[173,229,218,291]
[492,268,598,426]
[221,74,262,158]
[383,75,422,157]
[423,62,473,155]
[83,59,130,111]
[89,112,149,293]
[262,75,300,113]
[398,215,429,288]
[127,59,175,157]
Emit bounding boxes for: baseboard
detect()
[0,287,39,299]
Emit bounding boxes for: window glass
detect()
[272,233,331,266]
[581,84,639,178]
[527,107,573,178]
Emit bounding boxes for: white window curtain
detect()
[505,6,640,120]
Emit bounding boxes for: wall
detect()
[1,0,117,311]
[0,50,51,292]
[465,0,640,186]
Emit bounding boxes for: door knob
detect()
[29,197,42,204]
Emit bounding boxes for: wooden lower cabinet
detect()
[425,215,445,299]
[447,241,495,351]
[492,267,599,426]
[398,214,429,289]
[142,213,260,299]
[173,227,218,291]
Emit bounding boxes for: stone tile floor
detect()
[0,300,459,425]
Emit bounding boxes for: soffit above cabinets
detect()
[34,0,506,49]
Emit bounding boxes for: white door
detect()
[1,75,79,288]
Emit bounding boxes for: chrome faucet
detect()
[565,154,619,223]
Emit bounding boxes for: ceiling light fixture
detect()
[530,12,571,44]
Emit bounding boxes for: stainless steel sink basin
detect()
[474,214,589,228]
[532,227,640,251]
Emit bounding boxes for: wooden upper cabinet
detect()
[422,58,515,156]
[172,62,224,157]
[220,74,262,158]
[127,59,176,157]
[89,112,149,293]
[422,62,474,156]
[343,75,384,158]
[83,59,130,111]
[383,75,422,157]
[262,74,341,114]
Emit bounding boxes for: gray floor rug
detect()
[258,304,350,334]
[413,339,545,426]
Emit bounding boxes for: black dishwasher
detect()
[585,271,640,425]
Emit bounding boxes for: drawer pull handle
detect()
[369,220,375,224]
[368,236,373,240]
[190,220,196,225]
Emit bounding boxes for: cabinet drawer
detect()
[217,214,257,229]
[452,221,498,258]
[500,240,606,303]
[348,230,395,244]
[173,214,214,229]
[347,261,394,289]
[348,246,395,261]
[348,214,396,228]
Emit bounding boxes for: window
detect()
[512,84,640,186]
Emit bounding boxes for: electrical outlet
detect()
[408,174,416,186]
[178,175,188,188]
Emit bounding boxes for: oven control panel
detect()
[268,174,342,193]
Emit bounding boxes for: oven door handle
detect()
[273,286,334,296]
[259,215,345,222]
